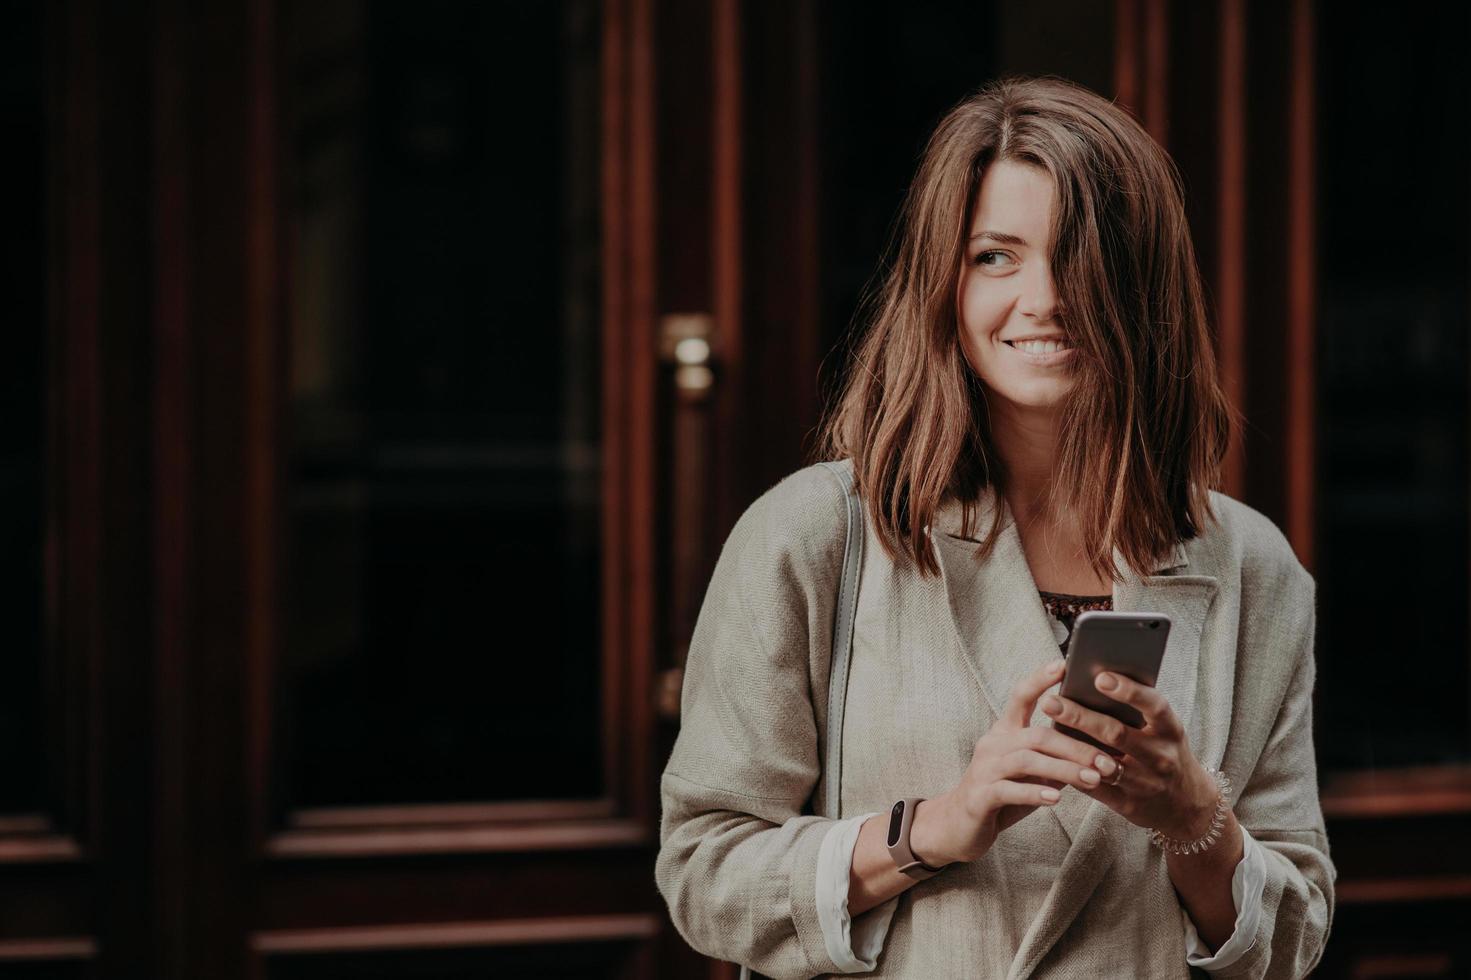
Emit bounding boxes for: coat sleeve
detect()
[1213,571,1336,979]
[654,467,859,980]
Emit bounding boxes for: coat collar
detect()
[926,484,1220,980]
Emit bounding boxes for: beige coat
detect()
[655,459,1335,979]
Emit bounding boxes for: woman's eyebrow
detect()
[969,230,1028,246]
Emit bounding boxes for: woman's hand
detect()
[912,659,1115,867]
[1038,672,1219,840]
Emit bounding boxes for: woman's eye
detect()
[974,250,1014,268]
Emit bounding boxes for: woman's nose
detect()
[1018,270,1064,322]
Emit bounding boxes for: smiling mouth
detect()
[1004,339,1074,355]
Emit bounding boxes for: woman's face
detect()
[957,159,1076,416]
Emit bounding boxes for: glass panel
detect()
[1315,1,1471,769]
[278,0,603,810]
[0,0,47,815]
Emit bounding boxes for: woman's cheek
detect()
[957,293,997,363]
[955,312,982,374]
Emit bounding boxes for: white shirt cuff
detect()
[1182,823,1266,971]
[815,811,901,971]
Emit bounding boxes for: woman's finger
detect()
[1009,724,1117,772]
[984,778,1063,810]
[1040,693,1137,755]
[1076,753,1134,797]
[1002,747,1104,792]
[1002,659,1066,729]
[1094,672,1181,738]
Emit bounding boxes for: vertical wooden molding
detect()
[245,0,280,847]
[41,0,63,841]
[712,0,743,538]
[1142,0,1170,146]
[1286,0,1317,571]
[1115,0,1170,141]
[54,0,102,852]
[600,0,623,818]
[152,0,191,973]
[72,0,104,858]
[1113,0,1139,112]
[736,1,823,488]
[626,0,657,827]
[600,0,628,821]
[793,0,820,453]
[602,0,658,823]
[1113,0,1169,142]
[1217,0,1247,499]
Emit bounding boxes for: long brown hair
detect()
[814,74,1237,582]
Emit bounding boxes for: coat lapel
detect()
[926,485,1220,980]
[928,489,1066,754]
[1010,571,1220,980]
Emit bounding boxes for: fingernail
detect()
[1097,673,1118,691]
[1094,755,1116,775]
[1041,696,1060,714]
[1080,768,1101,784]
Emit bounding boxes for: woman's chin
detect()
[987,384,1073,415]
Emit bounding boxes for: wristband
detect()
[886,797,945,879]
[1148,767,1233,855]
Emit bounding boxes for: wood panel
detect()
[1215,0,1248,500]
[150,0,193,974]
[601,0,661,835]
[92,0,156,964]
[1114,2,1471,974]
[41,0,98,868]
[0,954,93,980]
[730,0,821,501]
[253,924,656,980]
[1316,895,1471,978]
[0,864,91,940]
[1116,0,1319,559]
[1113,0,1170,143]
[4,0,153,974]
[151,0,658,844]
[709,0,744,546]
[1238,0,1295,531]
[254,914,658,952]
[1283,0,1316,568]
[256,852,659,929]
[7,0,704,975]
[143,0,666,975]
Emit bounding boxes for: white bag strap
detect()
[816,459,863,821]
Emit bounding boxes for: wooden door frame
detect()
[156,0,666,975]
[1117,2,1471,971]
[0,1,156,975]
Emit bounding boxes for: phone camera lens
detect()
[1149,621,1159,629]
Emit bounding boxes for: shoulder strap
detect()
[816,460,864,821]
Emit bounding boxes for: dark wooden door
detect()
[3,1,676,976]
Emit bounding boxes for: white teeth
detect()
[1012,339,1070,355]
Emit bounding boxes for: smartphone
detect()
[1051,610,1172,757]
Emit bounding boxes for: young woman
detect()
[656,75,1333,979]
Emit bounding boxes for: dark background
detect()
[3,1,1468,977]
